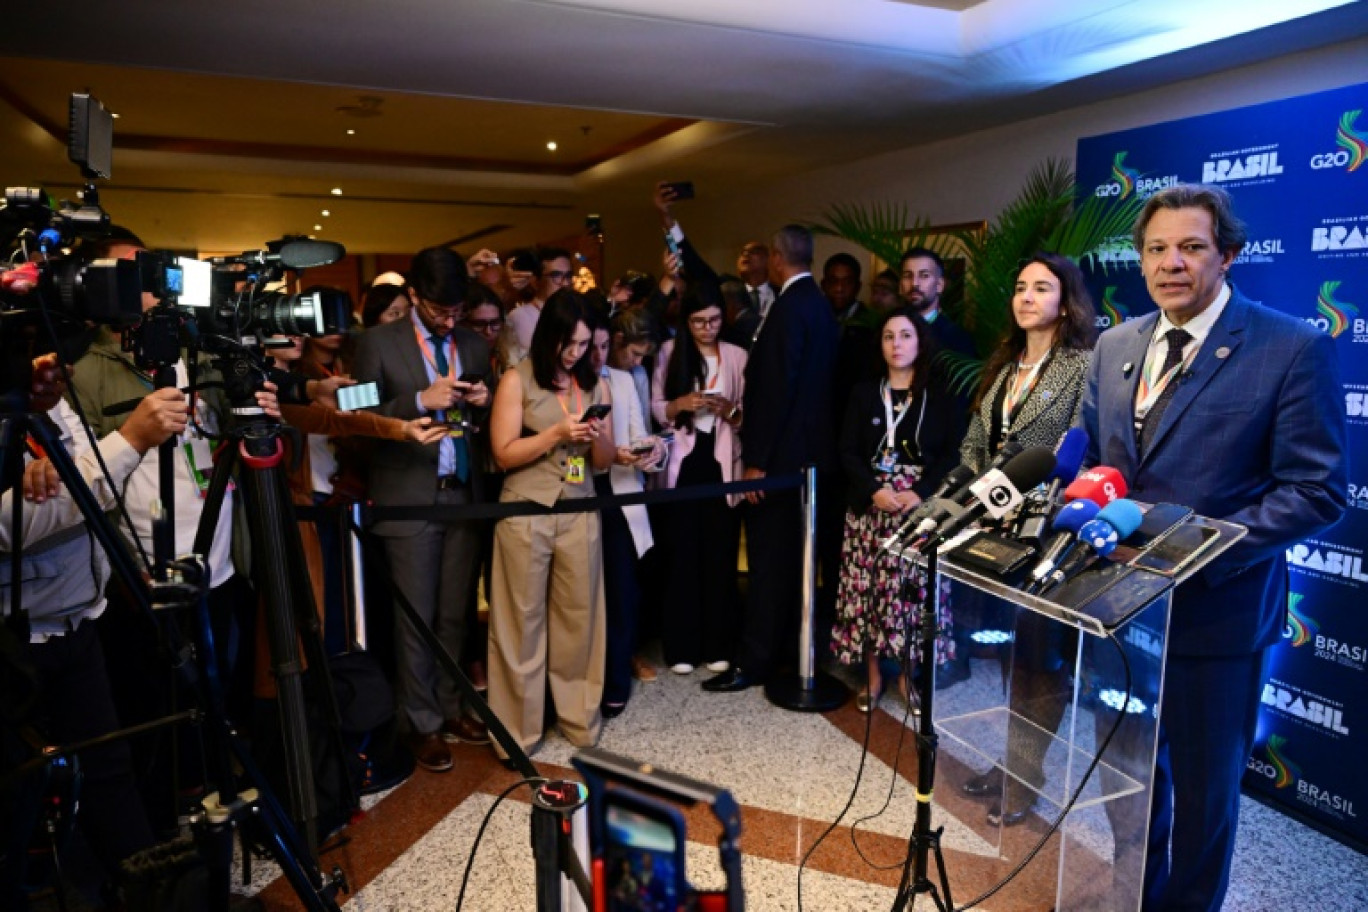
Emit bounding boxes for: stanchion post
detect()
[347,502,368,651]
[765,464,848,712]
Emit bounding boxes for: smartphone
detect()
[1132,522,1221,577]
[629,439,656,456]
[457,371,485,384]
[581,403,612,422]
[602,788,687,912]
[661,180,694,201]
[336,381,381,411]
[1111,502,1194,564]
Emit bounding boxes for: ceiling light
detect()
[546,141,558,152]
[111,112,120,119]
[330,188,342,196]
[346,129,355,136]
[314,224,322,231]
[321,210,330,217]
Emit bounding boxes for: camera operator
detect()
[1,354,189,910]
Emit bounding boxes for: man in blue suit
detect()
[1081,184,1346,911]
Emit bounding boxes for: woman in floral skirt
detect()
[831,306,966,712]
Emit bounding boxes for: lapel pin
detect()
[1042,389,1054,401]
[1122,362,1134,378]
[1215,346,1231,360]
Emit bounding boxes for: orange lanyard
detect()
[702,350,722,391]
[413,325,454,380]
[555,382,584,418]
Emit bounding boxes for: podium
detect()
[913,509,1246,911]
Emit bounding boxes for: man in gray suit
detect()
[352,246,495,771]
[1082,184,1346,910]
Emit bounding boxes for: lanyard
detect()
[1001,349,1050,430]
[413,324,455,380]
[555,382,584,419]
[700,350,722,391]
[880,380,914,454]
[1135,337,1193,415]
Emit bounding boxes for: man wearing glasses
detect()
[505,247,576,366]
[352,246,496,772]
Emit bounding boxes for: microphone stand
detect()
[890,539,954,912]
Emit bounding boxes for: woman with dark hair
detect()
[960,252,1097,472]
[830,307,964,712]
[487,289,614,755]
[650,292,746,675]
[957,252,1097,827]
[362,282,411,328]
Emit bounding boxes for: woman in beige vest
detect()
[487,290,615,756]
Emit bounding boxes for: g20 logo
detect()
[1310,109,1366,172]
[1310,151,1352,170]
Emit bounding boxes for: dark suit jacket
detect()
[742,274,840,474]
[1081,288,1346,656]
[928,312,978,359]
[352,317,494,535]
[839,377,965,511]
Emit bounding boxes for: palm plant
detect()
[808,157,1144,394]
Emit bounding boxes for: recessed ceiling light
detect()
[331,188,343,196]
[314,224,322,231]
[346,129,355,136]
[111,112,120,119]
[546,141,557,152]
[321,210,330,217]
[309,234,317,239]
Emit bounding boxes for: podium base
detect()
[765,672,848,712]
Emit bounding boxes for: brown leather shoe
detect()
[631,655,657,682]
[442,715,490,745]
[407,731,453,772]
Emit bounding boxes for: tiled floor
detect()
[232,655,1367,912]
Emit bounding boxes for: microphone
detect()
[912,447,1057,550]
[1024,499,1102,590]
[1014,428,1090,542]
[210,238,346,270]
[1062,466,1128,508]
[880,464,975,552]
[894,441,1027,544]
[1039,499,1144,594]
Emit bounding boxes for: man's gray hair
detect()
[1132,183,1248,255]
[771,224,814,268]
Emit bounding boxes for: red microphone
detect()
[1062,466,1128,508]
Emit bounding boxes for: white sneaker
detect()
[705,660,730,673]
[670,663,695,675]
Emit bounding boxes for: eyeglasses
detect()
[688,315,723,328]
[544,270,573,281]
[466,319,504,332]
[418,297,464,323]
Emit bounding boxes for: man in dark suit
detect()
[704,225,839,691]
[1081,184,1346,911]
[352,246,495,771]
[899,246,976,359]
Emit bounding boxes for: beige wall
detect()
[593,34,1368,289]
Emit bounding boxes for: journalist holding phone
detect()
[488,289,614,757]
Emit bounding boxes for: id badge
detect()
[184,438,214,497]
[565,455,586,485]
[444,408,465,438]
[875,449,897,473]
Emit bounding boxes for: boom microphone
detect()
[210,238,346,271]
[912,447,1057,550]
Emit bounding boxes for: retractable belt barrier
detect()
[292,473,804,524]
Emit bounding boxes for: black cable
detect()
[454,776,547,912]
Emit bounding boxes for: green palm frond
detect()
[806,201,912,269]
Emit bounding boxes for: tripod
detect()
[890,543,954,912]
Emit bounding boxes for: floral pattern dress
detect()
[830,464,955,667]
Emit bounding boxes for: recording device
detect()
[581,404,612,422]
[336,381,381,412]
[629,438,657,456]
[1039,498,1144,595]
[601,790,688,912]
[661,181,695,201]
[1014,428,1089,543]
[1024,498,1103,591]
[1131,521,1220,577]
[880,448,1013,552]
[1108,501,1194,565]
[457,371,485,384]
[907,447,1057,551]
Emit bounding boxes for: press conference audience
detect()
[651,292,747,675]
[362,282,411,328]
[830,308,964,713]
[487,290,614,756]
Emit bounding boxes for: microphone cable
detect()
[454,774,549,912]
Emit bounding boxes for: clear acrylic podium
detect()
[919,512,1246,912]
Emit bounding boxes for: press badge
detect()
[875,449,897,473]
[445,408,465,439]
[565,455,586,485]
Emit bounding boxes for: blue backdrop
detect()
[1075,81,1367,850]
